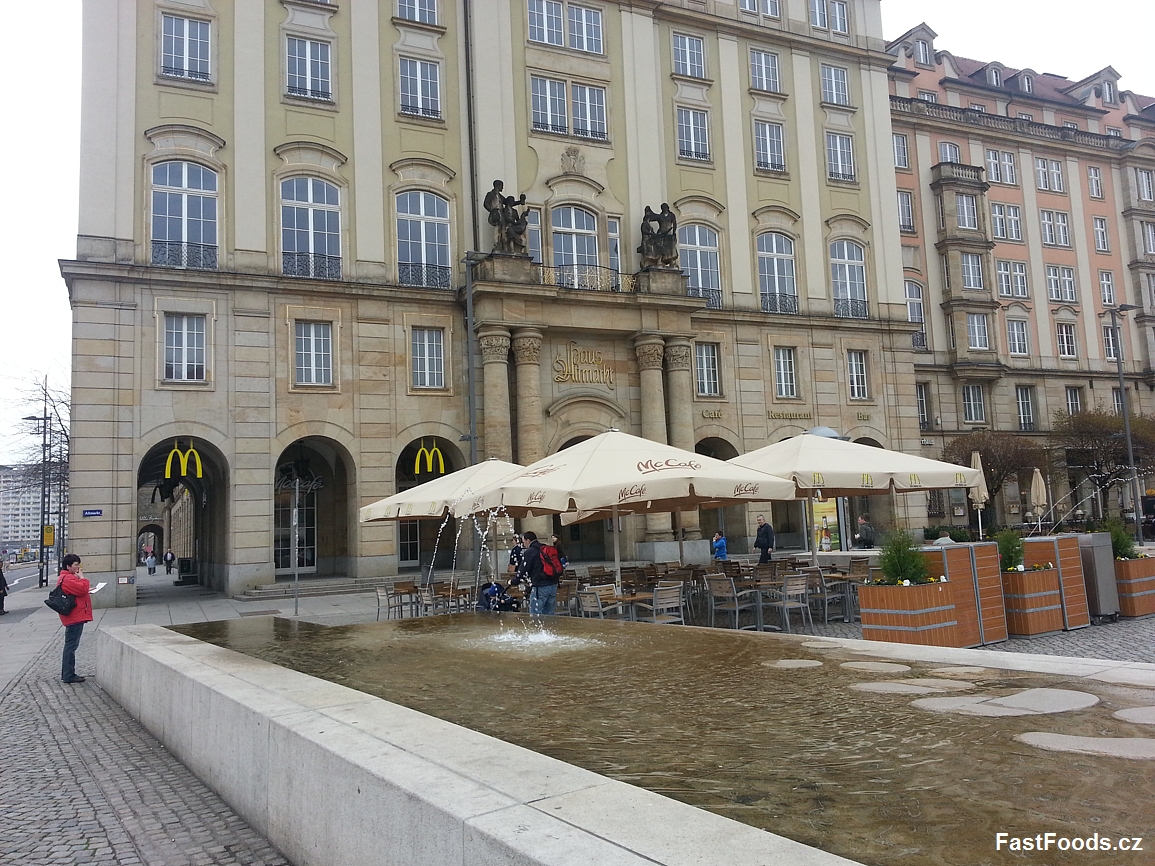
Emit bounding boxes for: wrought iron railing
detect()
[573,126,609,141]
[688,287,723,309]
[899,221,916,233]
[539,264,634,293]
[919,419,931,432]
[912,330,928,350]
[161,66,210,81]
[532,121,568,135]
[283,252,342,280]
[151,242,218,270]
[828,170,856,182]
[400,104,442,120]
[398,263,452,289]
[756,160,786,172]
[833,298,868,319]
[287,86,332,101]
[1019,420,1037,432]
[679,148,710,161]
[761,292,798,314]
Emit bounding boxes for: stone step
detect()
[239,577,396,600]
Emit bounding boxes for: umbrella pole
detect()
[976,508,983,541]
[675,510,685,566]
[612,503,622,594]
[808,495,818,567]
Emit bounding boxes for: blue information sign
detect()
[82,509,103,517]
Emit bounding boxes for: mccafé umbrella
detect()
[1029,467,1047,533]
[359,458,524,522]
[969,451,990,540]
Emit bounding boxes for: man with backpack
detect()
[521,530,563,615]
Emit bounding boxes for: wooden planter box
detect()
[1022,536,1091,630]
[859,582,960,647]
[923,543,1008,647]
[1002,569,1064,636]
[1114,558,1155,618]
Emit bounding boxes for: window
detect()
[758,232,797,314]
[962,384,985,423]
[531,76,567,133]
[678,225,721,298]
[941,254,950,289]
[1102,81,1115,103]
[399,0,437,25]
[825,132,854,181]
[161,15,210,81]
[695,343,720,396]
[986,150,1016,184]
[970,103,987,112]
[1093,217,1110,252]
[526,208,542,263]
[830,240,866,318]
[905,280,923,324]
[281,177,341,279]
[1018,112,1034,122]
[1100,271,1115,306]
[396,191,450,288]
[164,314,206,381]
[151,161,218,270]
[1021,75,1033,93]
[571,83,607,139]
[773,347,796,398]
[809,0,827,28]
[918,90,939,103]
[673,34,705,78]
[1144,222,1155,255]
[567,5,602,53]
[956,194,978,229]
[528,0,563,46]
[915,39,931,65]
[1063,121,1079,130]
[1149,274,1155,307]
[1046,266,1077,302]
[551,205,598,281]
[294,321,332,385]
[1138,169,1155,202]
[960,252,983,290]
[1040,210,1070,246]
[847,350,868,399]
[287,37,331,100]
[989,68,1001,87]
[966,313,989,350]
[897,190,915,231]
[829,0,848,33]
[820,65,849,105]
[1007,319,1029,355]
[936,195,945,229]
[1016,386,1036,431]
[1107,127,1123,137]
[1088,166,1103,198]
[916,383,930,431]
[938,141,960,164]
[677,107,709,160]
[607,218,620,273]
[754,121,785,171]
[749,49,779,92]
[1066,386,1082,415]
[1056,322,1077,358]
[1103,324,1122,362]
[1113,388,1125,416]
[893,133,909,169]
[1035,158,1064,192]
[990,203,1022,240]
[411,327,445,389]
[996,260,1029,297]
[399,57,440,118]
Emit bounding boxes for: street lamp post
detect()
[1107,304,1143,547]
[23,408,50,587]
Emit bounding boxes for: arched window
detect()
[551,206,599,287]
[679,224,721,308]
[757,232,797,313]
[282,177,341,279]
[938,141,961,164]
[830,240,866,318]
[151,161,218,269]
[396,191,450,288]
[989,68,1001,87]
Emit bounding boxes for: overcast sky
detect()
[0,1,1151,463]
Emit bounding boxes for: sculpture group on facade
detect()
[637,203,679,269]
[483,180,530,256]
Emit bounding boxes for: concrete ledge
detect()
[97,624,864,866]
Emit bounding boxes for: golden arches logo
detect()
[954,472,967,485]
[861,473,874,488]
[811,472,825,486]
[165,439,203,479]
[908,473,923,488]
[414,440,445,475]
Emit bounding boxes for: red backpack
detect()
[539,545,564,578]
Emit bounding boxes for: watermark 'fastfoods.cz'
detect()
[996,833,1143,852]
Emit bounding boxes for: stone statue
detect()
[637,203,679,268]
[483,179,530,255]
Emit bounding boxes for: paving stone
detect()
[1015,732,1155,759]
[851,681,941,694]
[763,658,823,668]
[840,661,912,673]
[1113,705,1155,724]
[911,688,1099,717]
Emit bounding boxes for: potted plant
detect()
[859,531,959,646]
[1108,519,1155,618]
[1000,529,1064,635]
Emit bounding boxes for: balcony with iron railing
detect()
[283,252,342,280]
[912,330,928,351]
[151,242,218,270]
[761,292,798,314]
[687,287,723,309]
[833,298,869,319]
[398,263,452,289]
[161,66,210,81]
[573,126,609,141]
[679,148,711,162]
[828,170,856,182]
[1019,420,1037,432]
[539,264,634,293]
[532,121,568,135]
[756,159,786,173]
[400,104,442,120]
[287,86,332,101]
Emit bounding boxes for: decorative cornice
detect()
[663,341,692,372]
[478,329,511,364]
[634,336,666,371]
[511,329,543,365]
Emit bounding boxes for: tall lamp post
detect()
[23,410,50,587]
[1107,304,1143,546]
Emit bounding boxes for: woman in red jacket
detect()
[57,554,93,684]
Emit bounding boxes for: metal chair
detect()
[764,571,813,633]
[375,585,406,621]
[705,574,760,630]
[634,582,685,625]
[805,566,847,624]
[414,583,448,616]
[576,589,628,619]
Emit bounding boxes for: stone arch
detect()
[695,436,748,553]
[274,436,358,577]
[394,436,466,571]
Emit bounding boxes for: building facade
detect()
[886,25,1155,525]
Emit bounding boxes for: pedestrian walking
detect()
[0,561,8,614]
[163,548,176,575]
[754,515,775,564]
[146,553,157,575]
[56,554,93,683]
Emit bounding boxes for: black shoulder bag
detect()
[45,580,77,616]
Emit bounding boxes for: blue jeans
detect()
[530,584,557,616]
[62,622,85,681]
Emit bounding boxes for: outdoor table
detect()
[735,579,785,631]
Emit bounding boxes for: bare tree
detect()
[10,377,70,568]
[1048,409,1155,519]
[943,430,1046,524]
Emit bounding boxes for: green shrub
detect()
[876,530,930,585]
[1104,518,1137,560]
[996,529,1023,571]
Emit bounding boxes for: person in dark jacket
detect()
[853,515,877,549]
[754,515,775,564]
[521,531,558,615]
[56,554,93,683]
[507,534,525,580]
[0,561,8,614]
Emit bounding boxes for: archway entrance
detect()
[137,437,229,589]
[850,437,893,537]
[275,438,354,577]
[695,437,747,553]
[550,436,606,561]
[395,437,464,571]
[137,524,162,565]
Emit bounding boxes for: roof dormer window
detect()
[989,68,1001,87]
[915,39,931,66]
[1102,81,1115,103]
[1020,75,1032,94]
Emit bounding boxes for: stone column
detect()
[512,328,550,538]
[634,335,673,540]
[664,338,702,541]
[478,326,512,462]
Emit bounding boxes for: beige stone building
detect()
[64,0,927,603]
[887,25,1155,527]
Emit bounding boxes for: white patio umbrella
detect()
[969,451,990,540]
[452,430,795,583]
[1029,467,1047,534]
